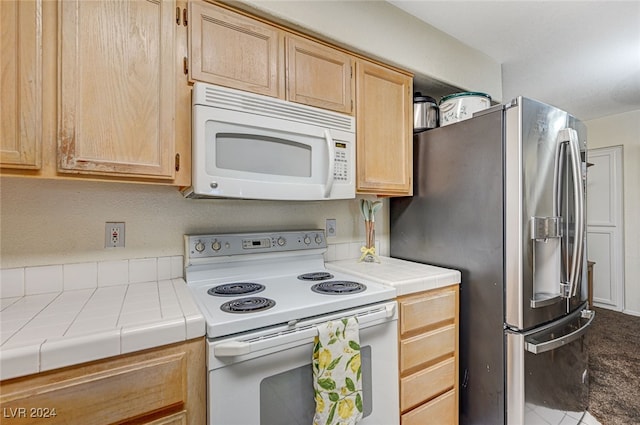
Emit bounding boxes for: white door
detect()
[586,146,625,311]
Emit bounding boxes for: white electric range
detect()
[184,230,399,425]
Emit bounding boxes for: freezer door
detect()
[505,97,588,330]
[506,305,594,425]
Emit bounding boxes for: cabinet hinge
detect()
[351,99,354,112]
[350,66,353,78]
[175,7,180,25]
[183,8,188,26]
[175,153,181,172]
[183,57,188,75]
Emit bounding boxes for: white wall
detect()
[586,110,640,315]
[234,0,502,100]
[0,177,387,269]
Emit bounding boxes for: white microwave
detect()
[183,83,356,201]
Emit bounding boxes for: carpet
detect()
[588,307,640,425]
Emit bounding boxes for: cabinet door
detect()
[0,339,205,425]
[286,35,353,114]
[58,0,176,179]
[355,60,412,195]
[189,1,284,98]
[1,0,42,169]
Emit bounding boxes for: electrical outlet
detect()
[326,219,337,238]
[105,222,125,248]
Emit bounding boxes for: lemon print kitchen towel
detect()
[313,317,363,425]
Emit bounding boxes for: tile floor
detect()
[525,403,602,425]
[581,412,602,425]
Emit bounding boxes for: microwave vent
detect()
[197,84,354,133]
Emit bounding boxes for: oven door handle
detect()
[213,303,396,357]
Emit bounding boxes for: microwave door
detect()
[194,119,354,201]
[187,82,356,201]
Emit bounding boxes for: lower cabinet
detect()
[147,411,188,425]
[398,285,459,425]
[0,338,205,425]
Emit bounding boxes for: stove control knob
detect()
[315,234,323,244]
[303,235,311,245]
[211,240,221,251]
[277,237,286,246]
[194,241,205,253]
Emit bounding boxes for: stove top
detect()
[184,230,396,338]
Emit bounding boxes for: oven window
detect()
[215,133,312,177]
[259,346,373,424]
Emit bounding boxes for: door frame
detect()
[586,145,625,311]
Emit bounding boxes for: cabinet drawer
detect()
[146,411,188,425]
[401,357,455,412]
[400,324,455,373]
[400,288,456,336]
[0,351,187,425]
[401,389,457,425]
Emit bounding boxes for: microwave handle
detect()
[323,129,335,198]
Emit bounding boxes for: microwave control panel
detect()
[334,141,350,182]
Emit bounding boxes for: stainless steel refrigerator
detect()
[390,97,595,425]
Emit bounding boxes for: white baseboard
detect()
[622,308,640,317]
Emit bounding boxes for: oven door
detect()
[207,302,399,425]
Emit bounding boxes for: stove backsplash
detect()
[325,239,382,262]
[0,178,388,271]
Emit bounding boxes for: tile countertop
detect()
[0,257,205,381]
[326,256,461,296]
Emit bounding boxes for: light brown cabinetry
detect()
[285,34,354,114]
[355,60,413,196]
[398,285,459,425]
[1,0,191,186]
[189,0,284,98]
[0,338,205,425]
[58,0,177,179]
[188,1,413,195]
[189,1,354,115]
[0,0,42,169]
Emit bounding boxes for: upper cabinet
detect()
[2,0,412,195]
[58,0,177,179]
[189,1,284,98]
[188,1,354,115]
[355,60,413,196]
[0,0,42,169]
[285,35,354,114]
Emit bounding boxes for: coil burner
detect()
[220,297,276,314]
[311,281,367,295]
[297,272,335,281]
[208,283,265,297]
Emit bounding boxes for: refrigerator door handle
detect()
[525,309,595,355]
[565,128,586,297]
[554,128,585,298]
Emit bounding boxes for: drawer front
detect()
[401,389,457,425]
[0,352,187,425]
[401,357,455,412]
[400,324,456,373]
[400,288,456,336]
[146,411,188,425]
